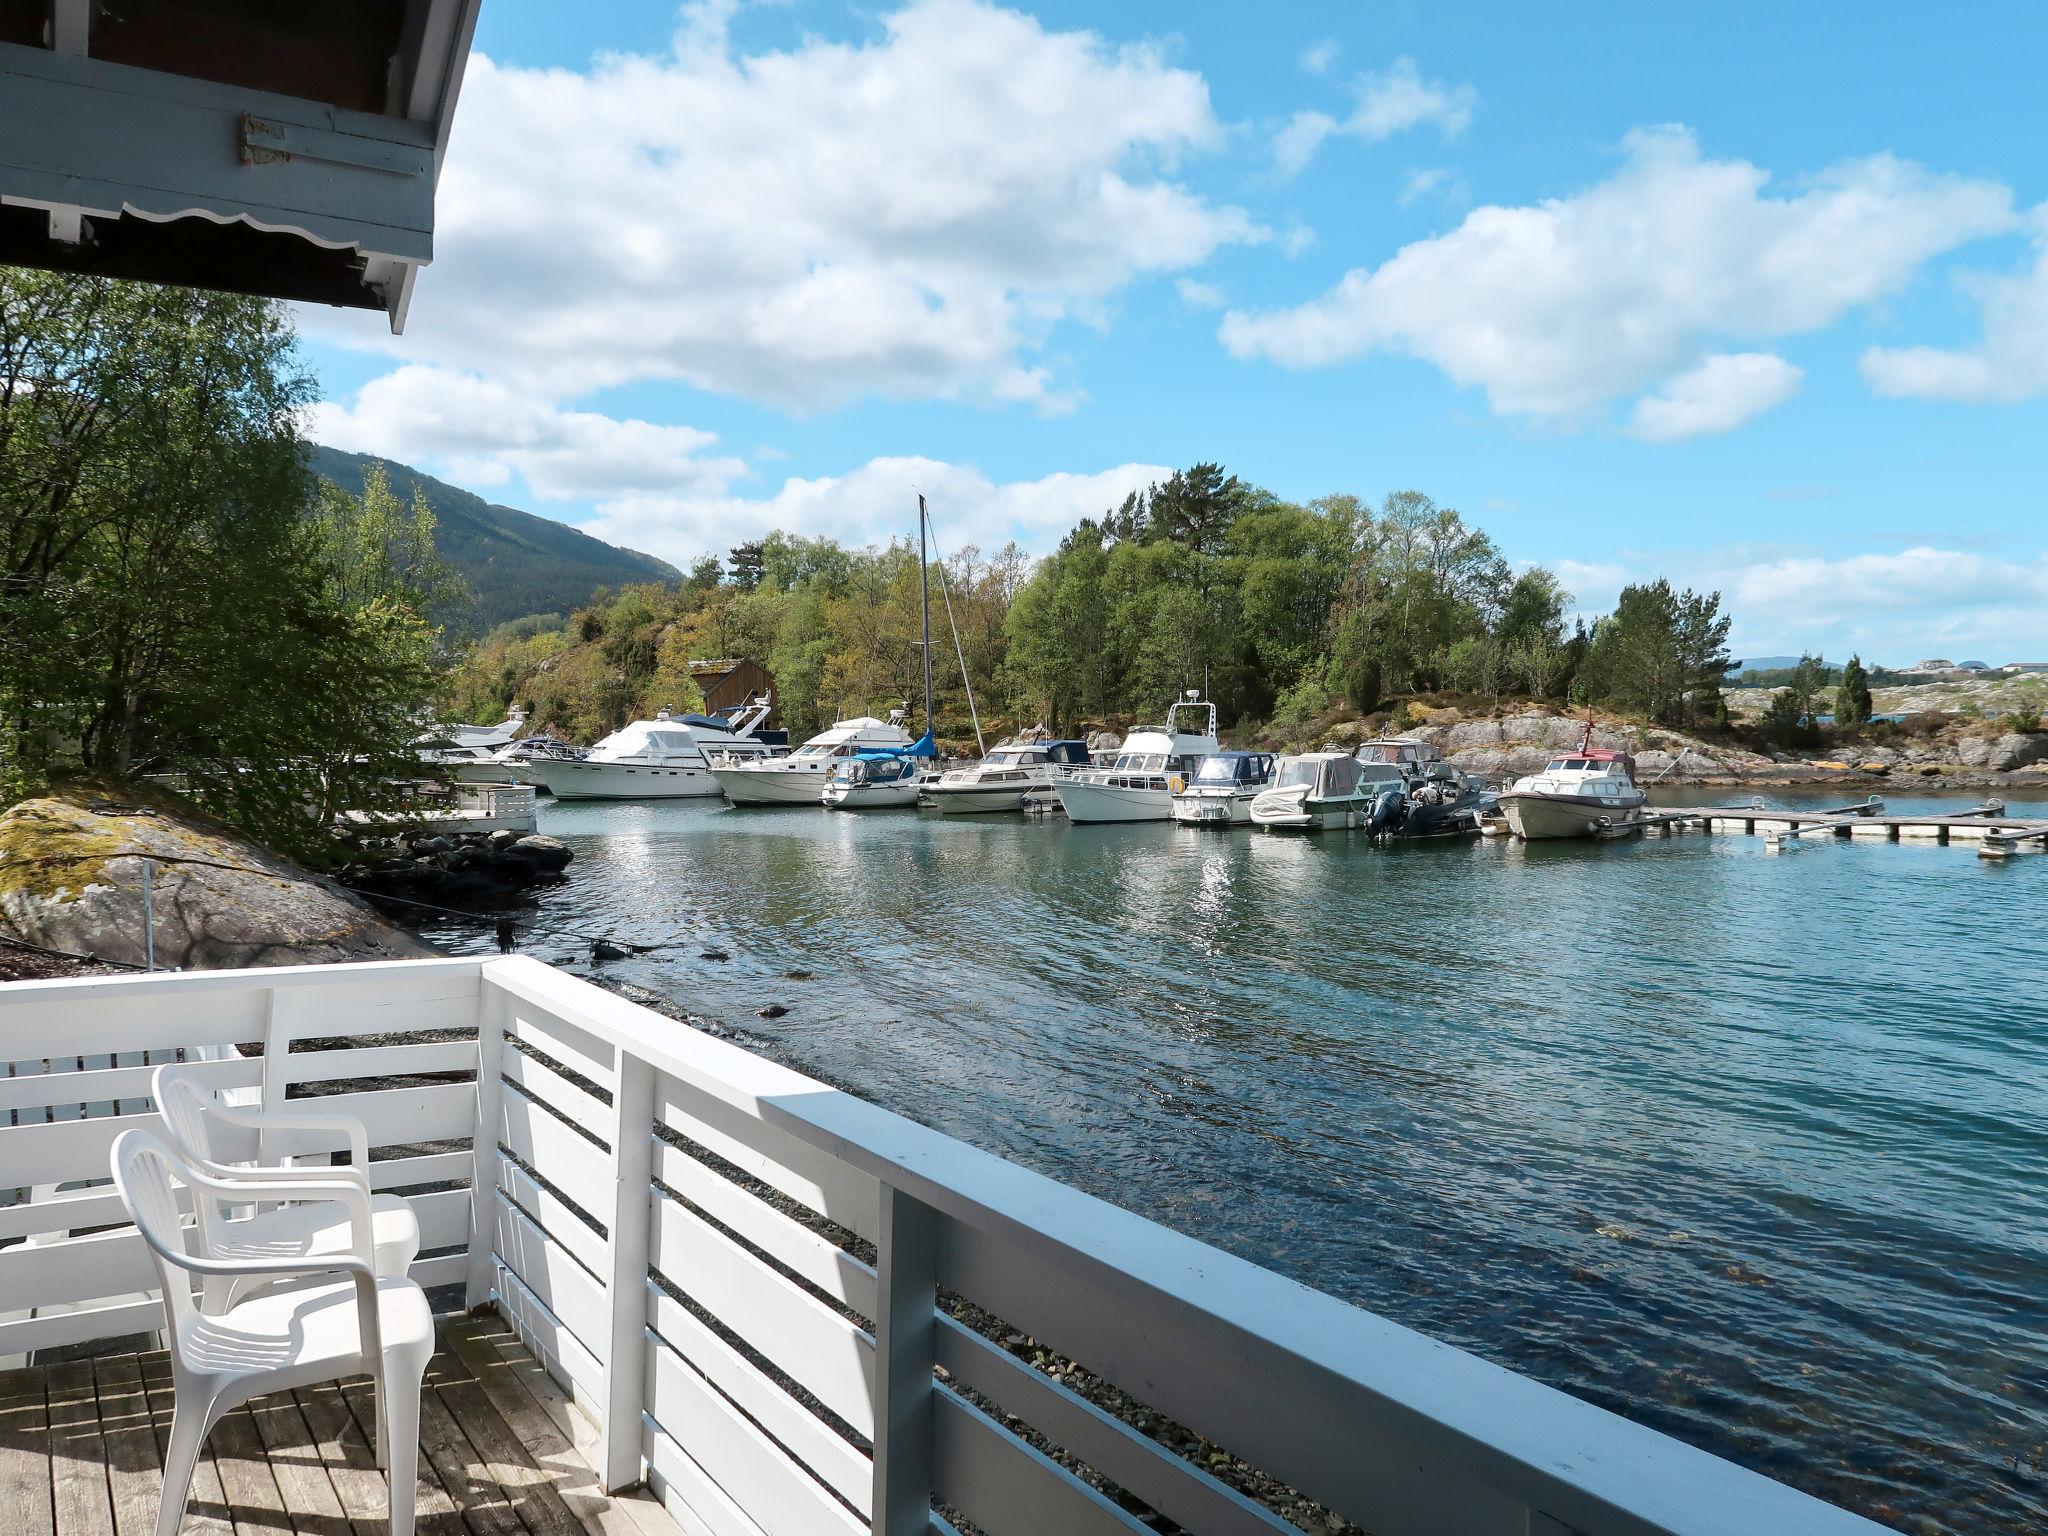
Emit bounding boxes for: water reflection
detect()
[421,789,2048,1535]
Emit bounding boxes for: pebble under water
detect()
[421,786,2048,1534]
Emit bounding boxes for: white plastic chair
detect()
[110,1127,433,1536]
[151,1063,421,1309]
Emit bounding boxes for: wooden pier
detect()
[1636,796,2048,856]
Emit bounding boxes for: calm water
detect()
[427,788,2048,1533]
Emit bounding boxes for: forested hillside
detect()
[307,445,681,631]
[441,464,1737,747]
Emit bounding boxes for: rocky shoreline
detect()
[339,826,574,912]
[1311,709,2048,792]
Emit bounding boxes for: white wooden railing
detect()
[0,958,1887,1536]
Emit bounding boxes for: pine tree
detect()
[1835,653,1873,727]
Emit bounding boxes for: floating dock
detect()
[1654,797,2048,856]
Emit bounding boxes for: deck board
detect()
[48,1361,117,1536]
[0,1360,55,1536]
[0,1324,669,1536]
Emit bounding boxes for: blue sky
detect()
[301,2,2048,665]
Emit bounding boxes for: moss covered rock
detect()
[0,785,436,970]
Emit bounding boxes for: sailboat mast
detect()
[918,494,934,738]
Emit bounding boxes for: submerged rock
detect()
[0,787,436,970]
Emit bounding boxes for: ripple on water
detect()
[418,791,2048,1536]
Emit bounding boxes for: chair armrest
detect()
[205,1100,371,1168]
[186,1151,374,1195]
[184,1168,378,1270]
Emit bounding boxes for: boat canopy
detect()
[1194,751,1274,785]
[852,731,936,761]
[1275,753,1366,795]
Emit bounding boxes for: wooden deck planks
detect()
[0,1325,667,1536]
[48,1361,118,1536]
[91,1355,164,1536]
[438,1317,665,1536]
[0,1363,56,1536]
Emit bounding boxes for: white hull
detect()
[1056,779,1172,823]
[822,778,927,809]
[1499,792,1646,840]
[1250,792,1374,831]
[1170,791,1257,826]
[514,758,723,800]
[925,783,1033,814]
[710,764,833,805]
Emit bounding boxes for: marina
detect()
[410,786,2048,1536]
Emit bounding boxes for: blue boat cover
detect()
[853,730,936,761]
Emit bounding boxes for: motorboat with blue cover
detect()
[821,732,940,808]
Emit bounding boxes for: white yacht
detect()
[511,696,780,800]
[1054,693,1220,824]
[417,707,526,781]
[709,711,916,805]
[925,738,1090,814]
[1497,728,1647,839]
[1250,751,1388,831]
[1168,750,1276,825]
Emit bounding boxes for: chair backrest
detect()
[107,1128,205,1340]
[152,1063,261,1249]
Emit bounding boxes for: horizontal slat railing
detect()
[474,954,1889,1536]
[0,958,486,1358]
[2,956,1891,1536]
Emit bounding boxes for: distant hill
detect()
[307,445,681,633]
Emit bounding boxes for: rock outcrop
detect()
[342,828,573,909]
[0,787,437,970]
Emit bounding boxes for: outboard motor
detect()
[1366,786,1405,839]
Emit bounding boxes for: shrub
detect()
[1341,654,1382,715]
[1273,677,1331,730]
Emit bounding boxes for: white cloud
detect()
[1861,205,2048,403]
[1398,166,1467,208]
[1542,544,2048,663]
[1274,57,1474,178]
[1627,352,1804,441]
[308,366,745,500]
[310,0,1258,414]
[1174,277,1225,309]
[1223,127,2016,429]
[1299,39,1338,76]
[580,457,1171,568]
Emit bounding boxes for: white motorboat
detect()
[1168,750,1276,826]
[925,739,1090,814]
[511,696,780,800]
[709,711,916,805]
[417,707,527,781]
[1250,751,1392,831]
[820,744,935,809]
[1497,726,1647,839]
[1054,693,1220,824]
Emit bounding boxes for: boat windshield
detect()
[1194,757,1239,783]
[1275,759,1319,789]
[1113,753,1167,772]
[985,751,1025,768]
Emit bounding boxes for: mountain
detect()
[307,445,682,632]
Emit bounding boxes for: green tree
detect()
[1835,653,1874,727]
[0,271,444,859]
[1759,654,1828,745]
